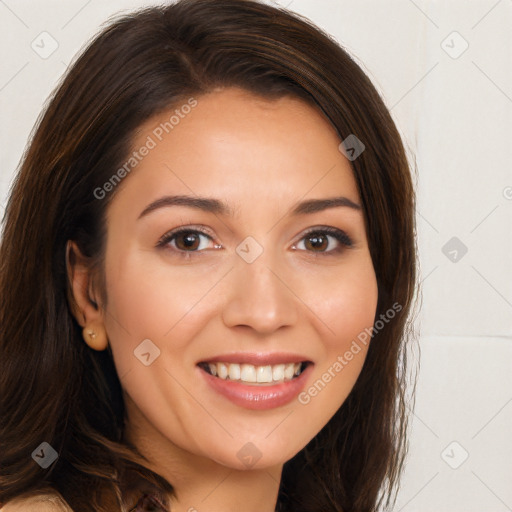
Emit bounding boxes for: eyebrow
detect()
[137,194,361,220]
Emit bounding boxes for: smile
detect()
[198,361,309,385]
[196,355,313,410]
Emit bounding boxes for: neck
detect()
[123,396,282,512]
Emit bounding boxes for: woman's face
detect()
[100,87,378,471]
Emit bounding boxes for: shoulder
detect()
[0,491,73,512]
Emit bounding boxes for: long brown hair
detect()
[0,1,417,510]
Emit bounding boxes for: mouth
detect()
[197,360,311,386]
[196,352,314,410]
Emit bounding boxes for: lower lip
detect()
[198,364,313,410]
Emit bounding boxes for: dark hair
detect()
[0,1,417,510]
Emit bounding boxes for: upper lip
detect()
[198,352,312,366]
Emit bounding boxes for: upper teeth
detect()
[207,362,303,384]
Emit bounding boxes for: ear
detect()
[66,240,108,351]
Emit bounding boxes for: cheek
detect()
[101,249,221,370]
[326,274,378,349]
[303,253,378,350]
[295,256,378,414]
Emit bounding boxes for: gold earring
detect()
[82,326,108,351]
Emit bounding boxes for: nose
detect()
[221,251,299,335]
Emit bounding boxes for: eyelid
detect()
[157,224,354,258]
[300,226,353,244]
[292,226,354,253]
[156,225,219,250]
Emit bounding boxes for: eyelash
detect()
[156,225,353,258]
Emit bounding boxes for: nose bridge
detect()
[221,239,298,333]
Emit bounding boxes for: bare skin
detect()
[69,87,378,512]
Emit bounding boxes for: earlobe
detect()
[66,240,108,351]
[82,325,109,351]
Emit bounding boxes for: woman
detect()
[0,0,417,510]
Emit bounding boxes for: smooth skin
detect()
[68,87,378,512]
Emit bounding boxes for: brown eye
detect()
[174,231,202,251]
[293,227,353,255]
[304,233,329,252]
[157,228,216,253]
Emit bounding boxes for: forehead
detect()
[110,87,360,215]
